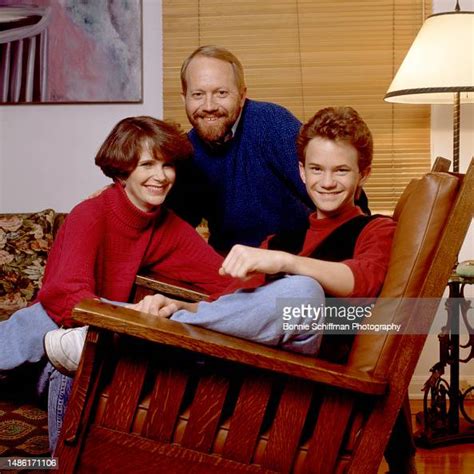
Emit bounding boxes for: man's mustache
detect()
[194,112,227,119]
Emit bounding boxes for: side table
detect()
[415,272,474,447]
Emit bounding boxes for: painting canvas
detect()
[0,0,142,103]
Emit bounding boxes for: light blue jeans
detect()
[0,303,58,370]
[49,275,325,452]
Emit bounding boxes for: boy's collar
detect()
[310,205,363,225]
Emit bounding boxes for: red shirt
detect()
[38,183,230,326]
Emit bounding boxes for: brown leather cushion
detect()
[381,172,458,299]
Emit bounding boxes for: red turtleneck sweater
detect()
[38,183,230,326]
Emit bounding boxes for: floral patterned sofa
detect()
[0,210,66,321]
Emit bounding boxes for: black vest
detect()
[268,214,382,260]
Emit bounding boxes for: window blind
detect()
[163,0,431,212]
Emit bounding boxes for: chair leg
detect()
[384,394,417,473]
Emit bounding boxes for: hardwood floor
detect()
[378,400,474,473]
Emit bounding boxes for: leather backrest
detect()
[348,172,460,372]
[392,178,418,222]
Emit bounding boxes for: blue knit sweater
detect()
[167,99,313,253]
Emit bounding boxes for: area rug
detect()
[0,382,49,457]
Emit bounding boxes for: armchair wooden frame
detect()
[55,159,473,473]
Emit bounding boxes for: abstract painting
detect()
[0,0,142,103]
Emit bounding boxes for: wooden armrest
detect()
[135,274,209,302]
[73,299,387,396]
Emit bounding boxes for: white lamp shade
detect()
[385,11,474,104]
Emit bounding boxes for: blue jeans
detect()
[172,275,325,355]
[48,366,73,453]
[49,275,325,452]
[0,303,58,370]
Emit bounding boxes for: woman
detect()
[0,116,229,375]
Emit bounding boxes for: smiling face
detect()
[182,55,246,144]
[300,137,370,219]
[124,147,176,212]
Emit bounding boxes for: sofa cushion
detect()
[0,209,56,321]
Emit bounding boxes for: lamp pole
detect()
[453,91,460,172]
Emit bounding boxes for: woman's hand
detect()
[127,293,198,317]
[127,294,179,318]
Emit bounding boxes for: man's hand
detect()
[126,294,179,318]
[219,244,291,279]
[86,184,112,200]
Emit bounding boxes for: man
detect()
[167,45,369,254]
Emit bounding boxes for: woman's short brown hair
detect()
[297,107,373,173]
[95,116,193,180]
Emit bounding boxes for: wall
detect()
[0,0,163,212]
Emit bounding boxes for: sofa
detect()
[0,210,66,321]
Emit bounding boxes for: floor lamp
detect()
[385,1,474,446]
[384,1,474,173]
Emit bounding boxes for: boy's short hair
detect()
[297,106,373,172]
[95,116,192,180]
[180,45,246,95]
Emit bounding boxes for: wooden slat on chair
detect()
[80,426,275,474]
[222,374,273,463]
[142,364,190,442]
[303,389,355,474]
[60,329,108,473]
[261,378,314,472]
[100,338,149,432]
[181,372,230,452]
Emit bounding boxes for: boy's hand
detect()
[127,294,179,318]
[219,244,290,279]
